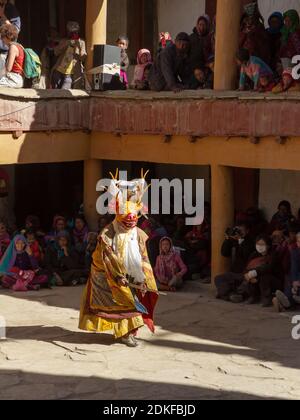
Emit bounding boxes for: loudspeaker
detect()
[92,44,124,91]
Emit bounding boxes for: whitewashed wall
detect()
[158,0,206,39]
[259,169,300,221]
[258,0,300,23]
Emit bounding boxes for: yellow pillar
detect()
[84,159,103,231]
[214,0,241,90]
[85,0,107,71]
[211,165,235,283]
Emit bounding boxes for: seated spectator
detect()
[190,67,213,90]
[271,229,291,283]
[239,235,282,307]
[267,12,284,72]
[0,235,49,291]
[189,15,213,70]
[23,215,46,247]
[25,229,44,264]
[237,48,273,91]
[0,221,10,258]
[185,218,211,280]
[117,35,129,89]
[72,215,89,267]
[258,71,276,92]
[148,32,191,93]
[131,49,152,90]
[272,68,300,93]
[133,63,152,90]
[269,200,296,233]
[239,2,271,65]
[0,0,21,71]
[273,232,300,312]
[0,23,24,88]
[47,215,68,243]
[155,237,187,292]
[280,10,300,69]
[52,21,86,90]
[215,223,255,301]
[44,231,87,287]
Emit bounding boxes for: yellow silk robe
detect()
[79,223,158,338]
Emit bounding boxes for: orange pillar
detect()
[84,159,103,231]
[214,0,241,90]
[85,0,107,71]
[211,165,235,283]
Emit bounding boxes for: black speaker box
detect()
[93,44,124,91]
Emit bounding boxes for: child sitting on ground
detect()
[25,229,44,264]
[117,35,130,89]
[190,67,213,89]
[272,68,300,93]
[258,71,276,92]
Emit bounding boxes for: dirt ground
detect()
[0,281,299,400]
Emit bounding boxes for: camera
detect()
[226,227,242,237]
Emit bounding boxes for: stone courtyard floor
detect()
[0,281,299,400]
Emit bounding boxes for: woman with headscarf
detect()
[189,14,213,70]
[239,2,271,65]
[267,12,284,72]
[280,10,300,68]
[131,49,153,89]
[0,235,48,291]
[154,237,187,292]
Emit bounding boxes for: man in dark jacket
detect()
[149,32,191,93]
[215,223,255,301]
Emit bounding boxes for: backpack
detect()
[16,44,42,80]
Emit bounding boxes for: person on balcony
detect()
[0,0,20,72]
[236,48,273,91]
[280,10,300,69]
[116,35,130,89]
[189,15,213,71]
[131,49,152,90]
[0,23,24,88]
[40,27,61,89]
[240,2,271,66]
[272,67,300,93]
[52,21,86,90]
[148,32,191,93]
[267,12,284,72]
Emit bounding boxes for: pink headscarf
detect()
[133,49,152,83]
[155,237,179,280]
